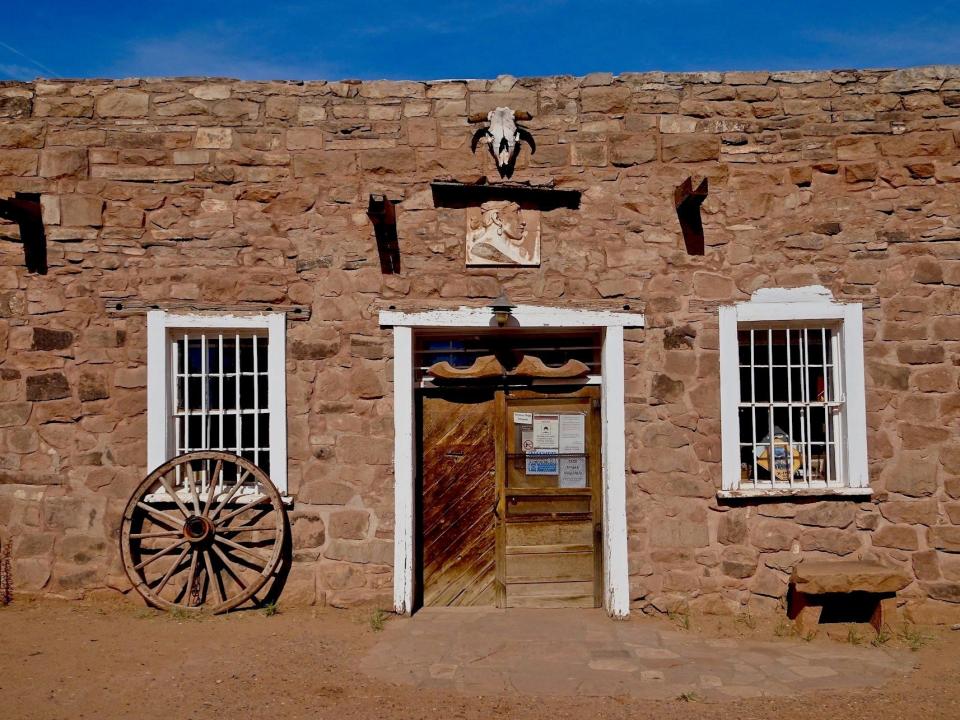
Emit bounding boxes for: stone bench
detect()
[788,560,911,633]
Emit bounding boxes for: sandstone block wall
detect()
[1,66,959,618]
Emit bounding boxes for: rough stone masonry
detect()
[1,66,960,621]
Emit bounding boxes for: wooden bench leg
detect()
[787,584,806,620]
[796,604,822,635]
[788,585,821,634]
[871,596,898,633]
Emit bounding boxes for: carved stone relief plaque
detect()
[465,200,540,266]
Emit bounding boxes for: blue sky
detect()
[2,1,959,81]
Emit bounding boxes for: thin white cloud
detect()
[116,29,339,81]
[0,39,60,78]
[0,62,40,80]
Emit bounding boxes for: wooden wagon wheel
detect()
[120,451,287,614]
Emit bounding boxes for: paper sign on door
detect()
[532,414,559,449]
[558,413,585,454]
[513,411,533,426]
[559,457,587,488]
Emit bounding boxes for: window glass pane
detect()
[208,418,220,450]
[186,339,203,375]
[207,377,220,410]
[239,374,255,409]
[772,365,788,402]
[770,329,787,366]
[187,377,202,410]
[257,412,270,447]
[738,407,753,444]
[207,341,220,373]
[789,367,804,403]
[752,331,768,365]
[222,376,236,410]
[807,367,826,403]
[256,339,268,373]
[223,418,237,451]
[753,367,770,402]
[737,330,751,365]
[241,415,254,448]
[221,337,237,373]
[739,367,752,402]
[258,375,269,406]
[807,332,824,364]
[187,414,201,450]
[239,338,255,373]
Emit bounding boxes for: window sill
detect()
[145,490,294,507]
[717,486,872,500]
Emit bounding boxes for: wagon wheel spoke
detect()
[135,502,184,529]
[213,535,270,566]
[201,460,223,517]
[153,544,192,596]
[158,471,192,519]
[203,548,226,604]
[209,470,252,520]
[183,549,201,607]
[134,538,189,571]
[184,463,202,516]
[217,524,277,534]
[211,543,250,590]
[215,495,270,526]
[130,530,182,540]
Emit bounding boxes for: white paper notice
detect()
[521,429,535,453]
[532,414,560,449]
[559,457,587,488]
[513,411,533,426]
[558,413,585,454]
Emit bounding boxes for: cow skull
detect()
[471,107,535,178]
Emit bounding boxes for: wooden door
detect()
[498,387,602,608]
[420,390,498,607]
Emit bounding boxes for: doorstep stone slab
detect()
[359,608,910,700]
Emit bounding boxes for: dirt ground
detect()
[1,599,959,720]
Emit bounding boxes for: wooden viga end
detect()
[427,354,590,380]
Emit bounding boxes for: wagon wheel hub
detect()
[183,515,214,544]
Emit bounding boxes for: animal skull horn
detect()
[470,107,536,178]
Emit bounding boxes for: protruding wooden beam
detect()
[368,194,400,274]
[674,177,708,256]
[0,193,46,274]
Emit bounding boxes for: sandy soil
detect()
[1,599,959,720]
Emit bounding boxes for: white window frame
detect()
[147,311,288,491]
[718,287,870,499]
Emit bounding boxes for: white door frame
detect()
[379,305,643,618]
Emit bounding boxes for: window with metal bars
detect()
[718,289,870,497]
[172,332,271,476]
[736,325,842,488]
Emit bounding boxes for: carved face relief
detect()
[465,200,540,266]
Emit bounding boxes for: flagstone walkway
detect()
[360,607,911,700]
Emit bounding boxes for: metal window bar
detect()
[738,324,843,488]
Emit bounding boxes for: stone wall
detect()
[1,66,959,619]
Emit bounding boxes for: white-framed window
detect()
[147,311,288,491]
[719,287,869,498]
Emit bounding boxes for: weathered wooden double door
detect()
[419,386,602,609]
